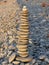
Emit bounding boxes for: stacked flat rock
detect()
[16,6,32,62]
[17,6,29,58]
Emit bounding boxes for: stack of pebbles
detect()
[16,6,32,62]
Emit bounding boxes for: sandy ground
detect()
[0,0,20,42]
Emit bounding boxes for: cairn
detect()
[16,6,32,62]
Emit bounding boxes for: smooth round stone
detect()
[19,29,29,32]
[19,30,29,32]
[21,11,28,14]
[16,45,27,49]
[20,23,28,25]
[22,8,28,12]
[19,40,28,43]
[20,24,29,27]
[18,41,28,45]
[12,61,20,65]
[18,36,28,39]
[18,39,28,42]
[21,16,28,19]
[16,57,32,62]
[19,28,29,30]
[20,27,28,29]
[19,39,28,41]
[18,37,28,40]
[19,31,29,34]
[18,35,28,39]
[21,19,28,21]
[17,51,28,55]
[22,8,28,11]
[19,33,28,36]
[20,21,29,23]
[19,54,28,57]
[18,41,28,44]
[21,13,28,15]
[18,48,27,52]
[18,35,28,38]
[18,40,28,45]
[20,26,29,28]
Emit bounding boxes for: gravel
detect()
[0,0,49,65]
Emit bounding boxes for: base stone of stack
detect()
[16,56,32,62]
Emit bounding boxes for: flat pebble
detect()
[8,53,16,63]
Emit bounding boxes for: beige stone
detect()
[22,6,28,12]
[12,61,20,65]
[18,42,28,45]
[9,53,16,63]
[19,39,28,42]
[20,25,29,28]
[18,36,28,40]
[16,45,27,49]
[16,57,32,62]
[17,51,28,55]
[19,32,29,34]
[19,54,28,57]
[9,38,14,43]
[19,35,28,38]
[18,48,27,52]
[21,16,28,19]
[21,19,28,21]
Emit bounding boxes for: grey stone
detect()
[20,63,25,65]
[7,51,13,57]
[45,58,49,63]
[31,59,36,64]
[39,55,46,60]
[8,63,13,65]
[25,63,30,65]
[2,61,8,65]
[34,63,38,65]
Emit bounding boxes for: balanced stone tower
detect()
[16,6,32,62]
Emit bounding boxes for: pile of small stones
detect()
[0,41,49,65]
